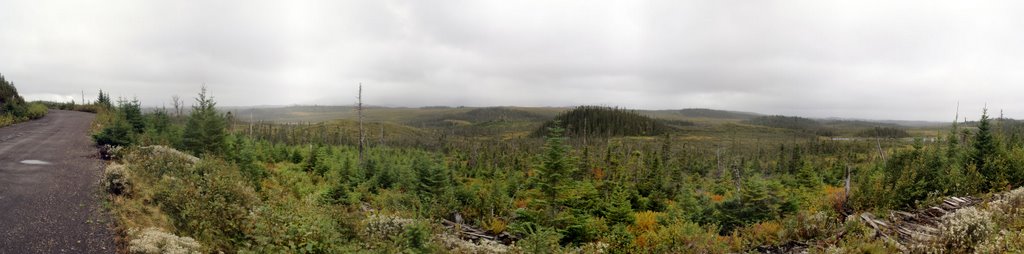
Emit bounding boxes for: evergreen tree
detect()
[0,74,26,116]
[96,90,112,109]
[148,108,172,134]
[92,115,135,147]
[973,109,996,166]
[536,121,574,219]
[414,156,450,197]
[181,87,227,156]
[119,98,145,133]
[972,108,1008,190]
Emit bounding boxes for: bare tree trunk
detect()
[171,95,183,117]
[357,84,365,166]
[876,137,887,163]
[844,164,852,213]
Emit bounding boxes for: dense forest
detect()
[72,88,1024,253]
[532,106,681,138]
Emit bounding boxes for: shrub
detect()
[989,187,1024,220]
[567,241,610,254]
[784,211,835,242]
[738,221,784,248]
[516,228,563,254]
[360,213,417,243]
[830,217,898,253]
[153,158,259,252]
[358,213,438,251]
[916,207,995,253]
[436,233,512,253]
[976,230,1024,253]
[127,227,202,254]
[402,221,432,251]
[121,146,198,184]
[483,217,508,235]
[102,163,132,196]
[631,211,661,233]
[645,220,729,253]
[25,102,47,119]
[93,117,135,147]
[0,114,16,127]
[246,199,343,253]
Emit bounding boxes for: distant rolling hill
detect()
[665,108,760,119]
[222,105,565,125]
[534,106,683,137]
[413,107,550,127]
[219,105,944,139]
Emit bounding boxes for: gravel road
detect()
[0,110,114,253]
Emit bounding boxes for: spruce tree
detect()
[119,98,145,133]
[181,87,227,156]
[414,156,450,197]
[536,121,573,219]
[972,108,1007,190]
[973,109,996,165]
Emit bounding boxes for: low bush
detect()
[153,158,259,252]
[127,227,202,254]
[246,199,344,253]
[102,163,132,196]
[0,114,17,127]
[25,102,47,119]
[913,207,995,253]
[516,228,564,254]
[93,117,135,147]
[436,233,513,253]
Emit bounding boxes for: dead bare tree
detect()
[249,109,254,136]
[357,84,365,166]
[171,95,183,117]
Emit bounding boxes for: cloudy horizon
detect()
[3,1,1024,121]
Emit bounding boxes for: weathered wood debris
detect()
[860,196,979,251]
[441,219,517,245]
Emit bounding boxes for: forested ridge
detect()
[533,106,680,138]
[84,88,1024,253]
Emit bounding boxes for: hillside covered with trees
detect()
[82,87,1024,253]
[532,106,681,138]
[0,73,48,125]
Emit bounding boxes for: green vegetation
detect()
[743,115,822,132]
[181,87,228,156]
[0,73,48,126]
[657,108,760,121]
[93,87,1024,253]
[855,126,911,139]
[37,100,101,113]
[533,106,679,137]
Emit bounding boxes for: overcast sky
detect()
[2,1,1023,121]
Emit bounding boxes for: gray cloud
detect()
[3,0,1024,121]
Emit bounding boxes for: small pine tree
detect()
[972,108,1007,190]
[536,121,574,219]
[414,156,449,197]
[973,108,996,167]
[119,98,145,133]
[96,90,112,109]
[181,87,227,156]
[93,116,135,147]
